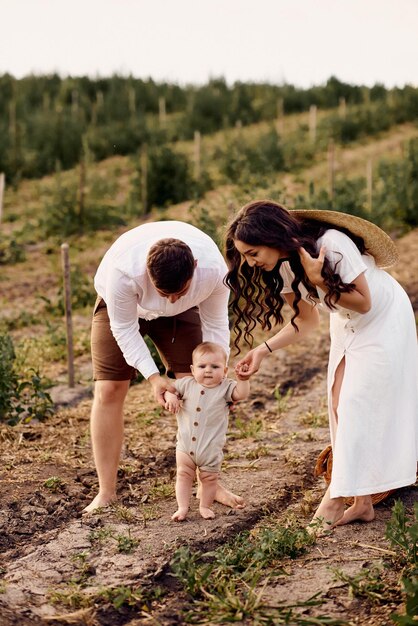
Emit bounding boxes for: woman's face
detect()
[234,239,287,272]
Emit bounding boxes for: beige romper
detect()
[174,377,237,472]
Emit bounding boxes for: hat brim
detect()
[290,209,399,268]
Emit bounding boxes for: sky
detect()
[1,0,417,88]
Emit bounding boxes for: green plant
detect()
[43,476,65,492]
[116,530,139,554]
[0,332,54,425]
[274,386,292,416]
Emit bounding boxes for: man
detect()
[84,220,244,512]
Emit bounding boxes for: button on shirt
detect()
[94,221,230,379]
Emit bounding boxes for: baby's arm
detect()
[231,377,250,402]
[164,390,181,414]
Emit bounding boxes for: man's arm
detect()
[198,273,230,357]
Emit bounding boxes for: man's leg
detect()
[83,379,130,512]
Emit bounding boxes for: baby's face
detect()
[191,352,228,388]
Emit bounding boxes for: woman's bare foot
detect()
[200,506,215,519]
[335,496,375,526]
[308,487,345,535]
[172,508,188,521]
[83,492,117,513]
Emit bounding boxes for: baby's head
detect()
[191,342,228,388]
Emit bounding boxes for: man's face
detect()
[155,278,193,303]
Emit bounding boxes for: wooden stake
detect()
[328,140,335,203]
[61,243,75,388]
[159,96,166,127]
[0,173,5,224]
[366,158,373,212]
[309,104,317,143]
[194,130,201,180]
[276,97,284,135]
[141,145,148,213]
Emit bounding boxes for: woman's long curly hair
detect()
[224,200,367,352]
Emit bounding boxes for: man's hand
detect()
[148,373,177,407]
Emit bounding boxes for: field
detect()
[0,102,417,625]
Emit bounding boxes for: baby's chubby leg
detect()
[172,451,196,522]
[198,470,219,519]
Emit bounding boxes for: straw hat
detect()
[290,209,399,268]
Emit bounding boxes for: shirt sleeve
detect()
[322,231,368,284]
[223,379,238,402]
[104,267,159,379]
[198,271,231,358]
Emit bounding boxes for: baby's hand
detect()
[164,391,180,414]
[235,363,250,380]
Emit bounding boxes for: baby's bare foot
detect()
[172,508,188,521]
[199,507,215,519]
[83,492,116,514]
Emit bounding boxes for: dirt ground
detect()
[0,229,417,626]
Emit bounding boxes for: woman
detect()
[225,199,418,532]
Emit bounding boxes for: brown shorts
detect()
[91,297,202,381]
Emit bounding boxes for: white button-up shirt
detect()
[94,221,230,379]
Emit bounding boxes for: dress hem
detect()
[330,474,417,499]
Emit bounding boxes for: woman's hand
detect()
[235,345,267,378]
[298,245,326,287]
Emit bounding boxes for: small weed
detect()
[43,476,65,492]
[116,530,139,554]
[71,551,96,585]
[113,504,136,523]
[48,583,92,609]
[99,584,164,610]
[301,409,328,428]
[148,479,175,499]
[332,565,394,604]
[232,416,264,440]
[274,386,292,416]
[88,526,115,544]
[246,445,270,460]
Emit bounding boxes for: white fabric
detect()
[281,229,418,497]
[94,221,230,379]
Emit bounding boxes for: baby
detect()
[164,341,250,521]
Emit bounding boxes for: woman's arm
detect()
[235,297,320,378]
[298,245,371,314]
[317,272,371,314]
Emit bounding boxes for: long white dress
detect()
[280,229,418,498]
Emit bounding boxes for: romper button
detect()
[200,390,205,395]
[194,422,199,426]
[196,407,201,412]
[351,328,355,333]
[346,313,350,318]
[192,436,196,441]
[190,451,194,455]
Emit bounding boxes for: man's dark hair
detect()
[147,238,195,293]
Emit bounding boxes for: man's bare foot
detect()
[200,507,215,519]
[172,508,188,521]
[214,484,245,509]
[335,497,375,526]
[83,492,117,513]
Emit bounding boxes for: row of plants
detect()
[1,71,417,182]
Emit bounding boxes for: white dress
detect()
[280,229,418,498]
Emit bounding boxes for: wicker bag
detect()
[314,445,394,506]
